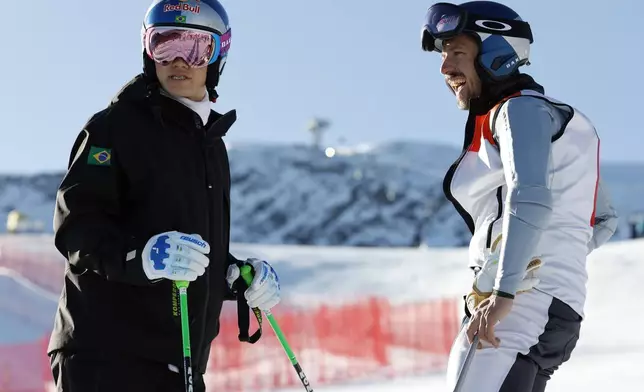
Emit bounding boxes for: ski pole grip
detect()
[175,280,190,289]
[239,264,254,286]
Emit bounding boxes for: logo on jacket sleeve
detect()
[87,146,112,166]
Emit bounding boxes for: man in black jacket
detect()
[48,1,281,391]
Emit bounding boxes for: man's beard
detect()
[445,79,472,110]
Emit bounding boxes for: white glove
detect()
[226,258,281,311]
[142,231,210,282]
[466,236,542,315]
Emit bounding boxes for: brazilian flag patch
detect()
[87,146,112,166]
[175,15,187,23]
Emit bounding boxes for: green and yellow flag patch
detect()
[87,146,112,166]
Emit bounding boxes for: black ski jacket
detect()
[48,74,250,374]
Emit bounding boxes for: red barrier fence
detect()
[0,338,50,392]
[206,297,459,390]
[0,297,459,392]
[0,239,461,391]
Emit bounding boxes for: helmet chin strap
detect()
[474,60,494,99]
[207,86,219,103]
[205,57,222,103]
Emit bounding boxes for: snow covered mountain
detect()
[0,141,642,246]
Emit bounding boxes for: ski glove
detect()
[226,258,281,311]
[142,231,210,282]
[466,238,542,316]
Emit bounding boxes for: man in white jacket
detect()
[420,2,618,391]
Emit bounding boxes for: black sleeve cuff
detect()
[492,289,515,299]
[227,252,242,266]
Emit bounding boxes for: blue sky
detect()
[1,0,641,173]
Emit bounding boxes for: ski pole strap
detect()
[463,294,472,319]
[234,264,263,344]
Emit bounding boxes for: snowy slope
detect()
[270,239,644,391]
[227,141,467,246]
[0,236,642,391]
[0,267,58,344]
[0,141,642,246]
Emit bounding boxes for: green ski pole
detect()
[175,280,193,392]
[240,265,314,392]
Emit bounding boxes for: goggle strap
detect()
[464,13,533,42]
[147,22,222,35]
[209,34,221,65]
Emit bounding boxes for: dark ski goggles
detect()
[421,2,533,52]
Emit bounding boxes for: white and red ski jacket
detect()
[444,89,618,317]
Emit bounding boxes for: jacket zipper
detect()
[196,115,210,370]
[443,113,477,234]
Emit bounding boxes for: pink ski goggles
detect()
[144,26,231,68]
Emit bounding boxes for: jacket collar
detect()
[468,73,545,115]
[109,74,236,139]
